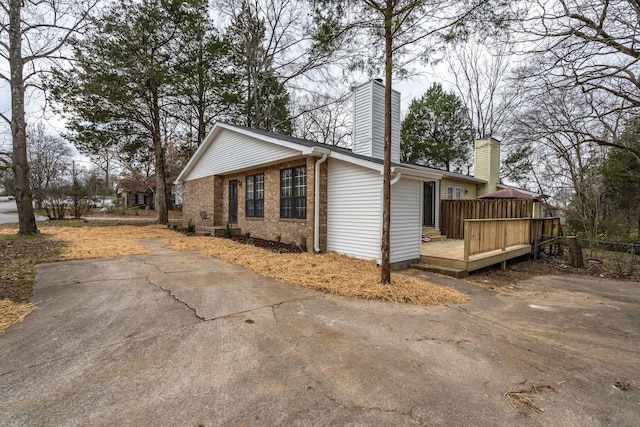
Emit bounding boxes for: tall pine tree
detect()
[52,0,211,224]
[401,83,473,173]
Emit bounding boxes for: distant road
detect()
[0,201,48,225]
[0,201,18,224]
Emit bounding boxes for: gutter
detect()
[390,172,402,185]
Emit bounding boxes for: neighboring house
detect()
[116,176,155,210]
[176,80,517,266]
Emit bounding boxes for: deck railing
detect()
[441,199,534,239]
[463,218,532,261]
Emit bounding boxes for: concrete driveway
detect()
[0,240,638,426]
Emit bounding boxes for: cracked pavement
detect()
[0,239,638,426]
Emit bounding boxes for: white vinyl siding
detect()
[352,83,373,158]
[184,129,299,181]
[390,178,422,263]
[327,158,382,260]
[351,80,401,163]
[390,87,401,164]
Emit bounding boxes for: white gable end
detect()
[183,128,301,181]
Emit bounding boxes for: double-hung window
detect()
[280,166,306,219]
[246,173,264,217]
[446,184,464,200]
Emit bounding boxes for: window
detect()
[280,166,306,219]
[446,184,464,200]
[246,173,264,217]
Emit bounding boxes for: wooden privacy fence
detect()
[531,217,562,239]
[441,199,534,239]
[463,218,531,260]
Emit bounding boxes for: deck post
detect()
[463,221,470,262]
[502,220,507,252]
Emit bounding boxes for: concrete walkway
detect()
[0,240,638,426]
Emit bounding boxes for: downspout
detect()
[390,172,401,185]
[314,153,329,253]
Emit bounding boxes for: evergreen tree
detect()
[401,83,472,172]
[51,0,210,224]
[225,0,293,133]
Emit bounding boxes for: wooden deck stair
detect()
[422,227,446,242]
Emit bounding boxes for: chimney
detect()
[474,137,501,195]
[352,79,401,163]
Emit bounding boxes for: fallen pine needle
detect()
[164,236,469,306]
[0,299,34,333]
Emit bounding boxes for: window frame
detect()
[245,173,264,218]
[445,184,464,200]
[280,165,307,219]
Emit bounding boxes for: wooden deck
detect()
[419,239,531,275]
[414,218,543,277]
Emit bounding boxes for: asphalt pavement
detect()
[0,239,638,426]
[0,201,50,224]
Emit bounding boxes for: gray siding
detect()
[390,178,422,263]
[184,129,299,181]
[327,158,382,260]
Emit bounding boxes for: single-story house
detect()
[116,175,155,210]
[175,80,510,267]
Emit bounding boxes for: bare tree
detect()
[216,0,351,131]
[515,0,640,159]
[27,122,73,206]
[1,0,96,233]
[292,92,352,146]
[448,39,521,140]
[510,84,615,237]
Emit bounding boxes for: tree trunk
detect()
[151,87,169,224]
[567,236,584,268]
[9,0,38,235]
[380,1,393,285]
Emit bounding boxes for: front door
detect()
[423,181,435,227]
[229,180,238,224]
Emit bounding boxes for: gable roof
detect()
[175,122,486,184]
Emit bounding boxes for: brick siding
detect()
[182,175,216,228]
[182,156,328,252]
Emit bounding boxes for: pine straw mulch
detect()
[41,225,178,260]
[0,299,34,333]
[164,236,469,305]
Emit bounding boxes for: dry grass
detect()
[0,299,34,333]
[165,236,469,305]
[504,383,556,413]
[40,225,178,259]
